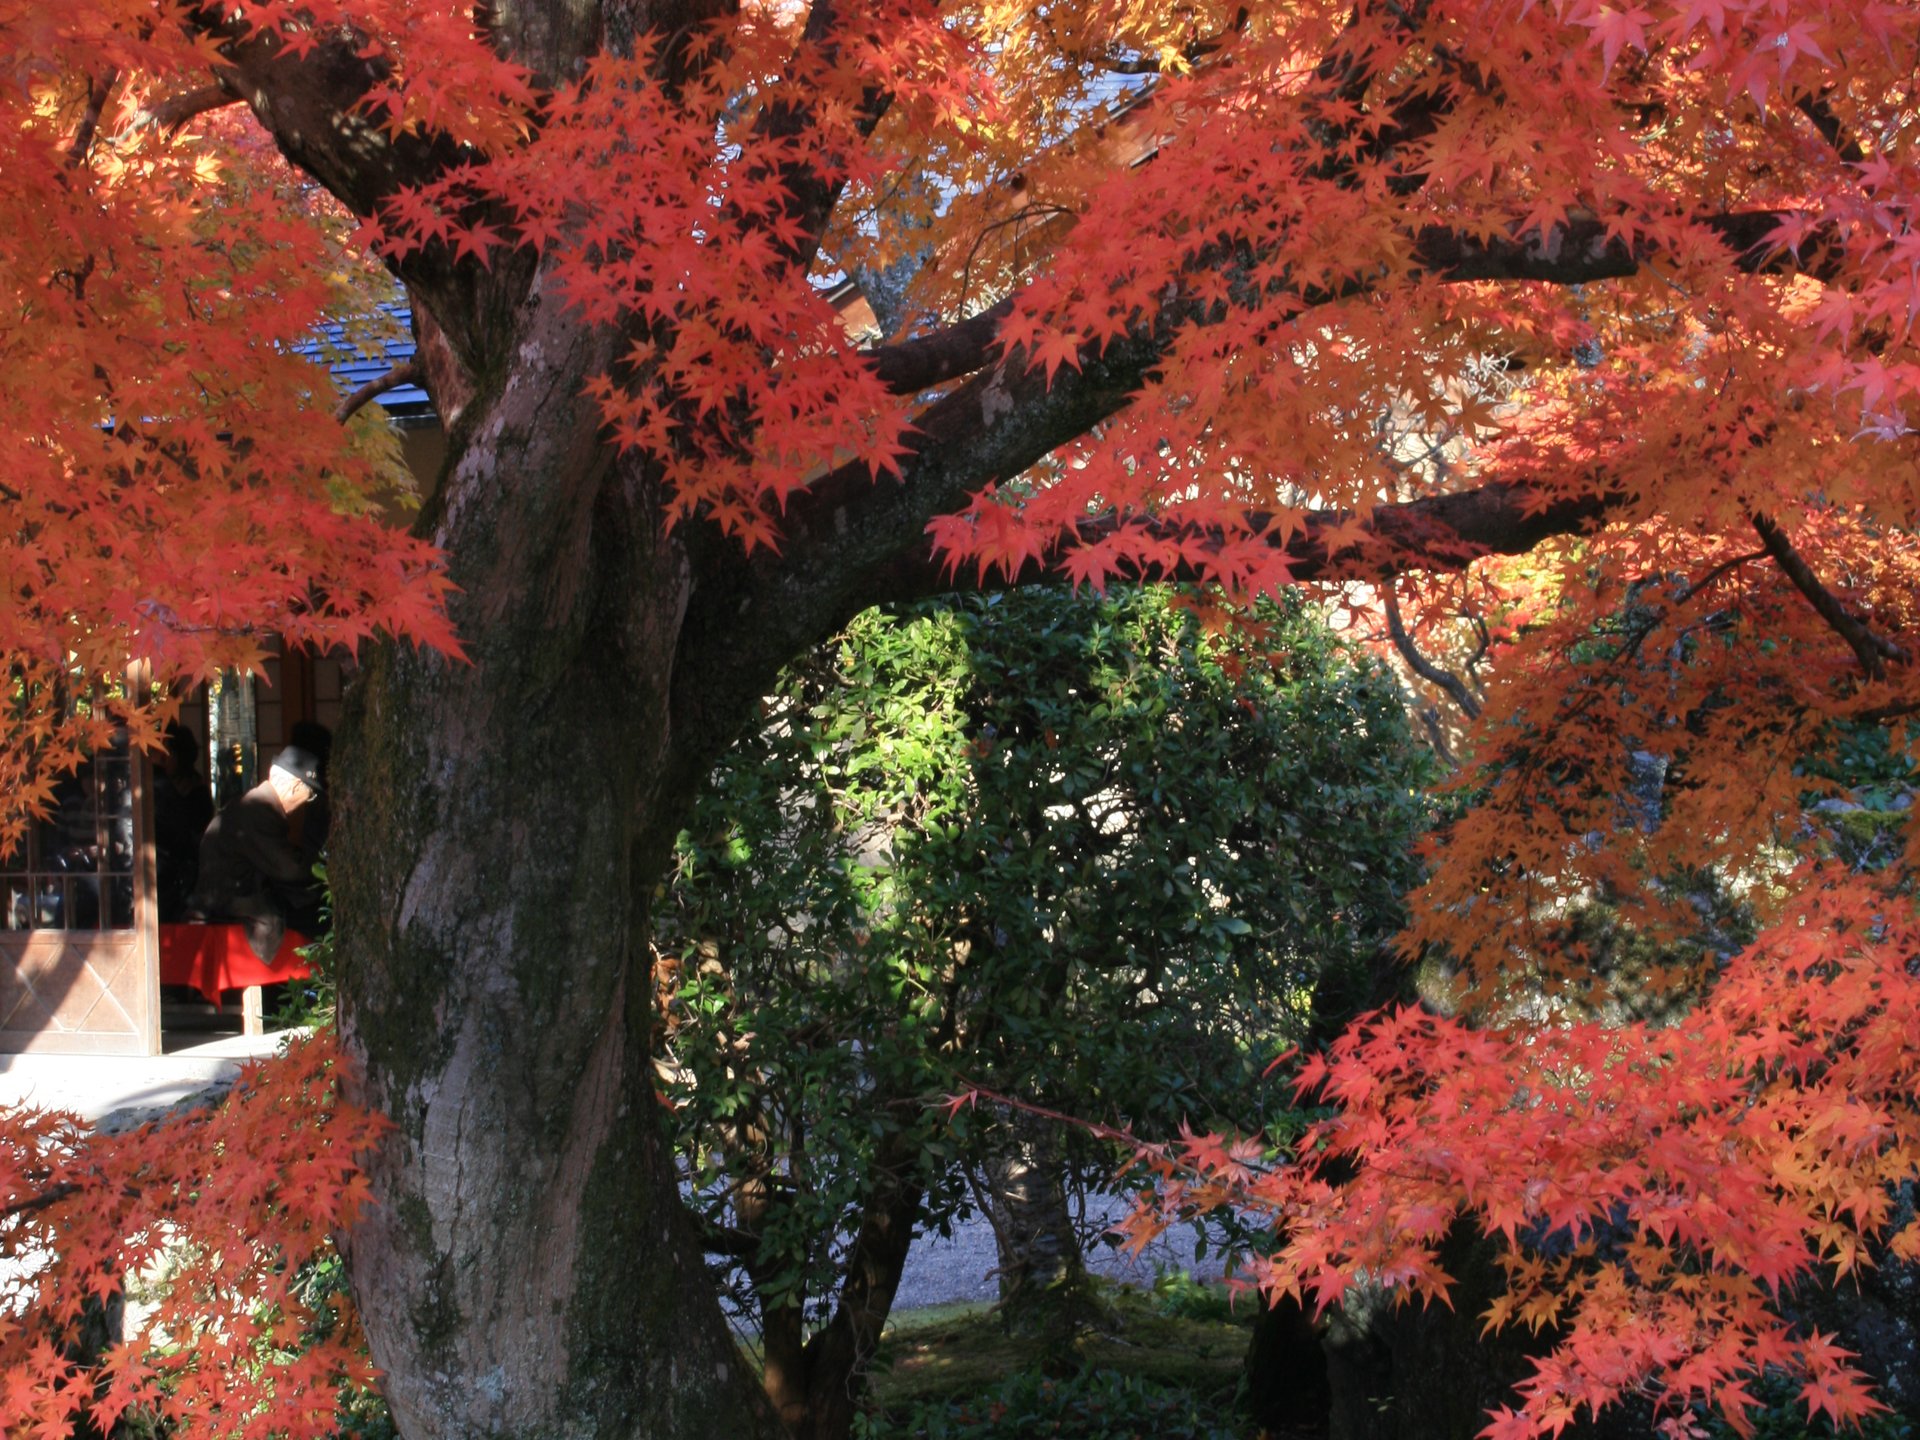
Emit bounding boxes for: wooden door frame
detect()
[0,705,161,1056]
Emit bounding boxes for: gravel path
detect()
[888,1192,1230,1310]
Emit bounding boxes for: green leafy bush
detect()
[857,1366,1240,1440]
[268,864,336,1030]
[1700,1368,1914,1440]
[657,585,1434,1334]
[1146,1269,1239,1324]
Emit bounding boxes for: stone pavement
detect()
[889,1191,1230,1310]
[0,1030,297,1125]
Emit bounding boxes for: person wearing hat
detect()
[185,745,326,961]
[285,720,332,935]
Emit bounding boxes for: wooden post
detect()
[131,664,161,1056]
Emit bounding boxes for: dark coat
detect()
[186,781,320,960]
[153,772,214,922]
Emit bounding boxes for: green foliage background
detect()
[654,585,1433,1328]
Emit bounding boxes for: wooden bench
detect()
[157,924,313,1037]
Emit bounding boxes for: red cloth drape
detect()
[158,923,312,1007]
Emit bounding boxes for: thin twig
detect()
[956,205,1077,316]
[1674,548,1767,606]
[1085,31,1234,73]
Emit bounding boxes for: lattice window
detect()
[0,738,136,932]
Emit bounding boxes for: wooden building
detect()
[0,259,931,1052]
[0,315,435,1056]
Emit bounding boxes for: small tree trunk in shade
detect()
[1320,1226,1653,1440]
[979,1108,1094,1358]
[750,1133,926,1440]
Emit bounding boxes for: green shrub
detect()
[1146,1270,1239,1325]
[661,585,1433,1331]
[268,865,336,1030]
[1700,1369,1914,1440]
[858,1366,1240,1440]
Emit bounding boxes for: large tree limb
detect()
[669,253,1615,739]
[755,0,896,279]
[861,479,1619,608]
[335,361,424,423]
[1405,210,1825,285]
[682,200,1828,694]
[132,82,243,135]
[670,3,1745,827]
[867,299,1016,392]
[187,4,528,370]
[772,203,1829,623]
[860,0,1786,399]
[861,207,1833,397]
[0,1181,80,1220]
[198,15,443,221]
[1797,91,1865,166]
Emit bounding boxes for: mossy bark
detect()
[328,270,782,1440]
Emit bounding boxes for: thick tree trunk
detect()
[328,271,782,1439]
[1242,1291,1331,1432]
[1318,1226,1652,1440]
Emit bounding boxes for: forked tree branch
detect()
[135,83,243,135]
[1752,513,1908,681]
[799,23,1847,645]
[1674,548,1768,606]
[184,2,529,368]
[774,201,1832,630]
[66,69,119,167]
[861,208,1837,399]
[335,361,424,423]
[1384,584,1483,720]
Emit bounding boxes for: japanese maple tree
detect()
[0,1034,387,1438]
[3,0,1920,1436]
